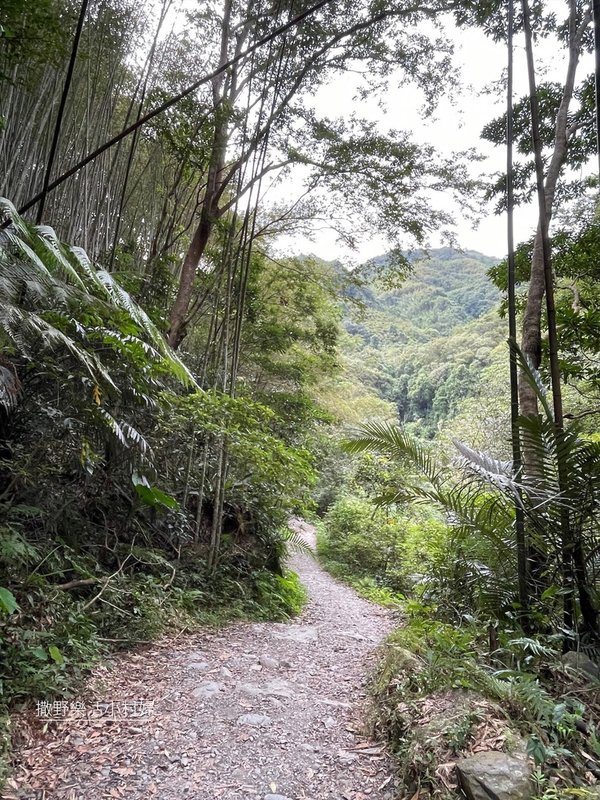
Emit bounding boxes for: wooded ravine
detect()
[2,1,600,798]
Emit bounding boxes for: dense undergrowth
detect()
[374,605,600,795]
[0,536,307,775]
[0,203,321,784]
[0,558,306,784]
[317,450,600,796]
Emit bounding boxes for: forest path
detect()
[12,519,398,800]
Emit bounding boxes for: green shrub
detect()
[351,577,404,607]
[0,586,101,703]
[251,570,307,621]
[318,495,407,588]
[318,494,451,600]
[402,517,452,577]
[373,610,600,793]
[377,605,481,695]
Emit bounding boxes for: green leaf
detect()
[48,645,64,664]
[541,585,559,601]
[134,483,179,510]
[31,646,48,661]
[0,586,18,614]
[526,735,547,764]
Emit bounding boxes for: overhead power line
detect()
[36,0,90,223]
[19,0,334,218]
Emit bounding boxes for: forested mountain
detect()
[342,248,504,435]
[347,248,500,337]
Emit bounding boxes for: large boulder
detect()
[456,751,532,800]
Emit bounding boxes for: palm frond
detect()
[344,421,445,485]
[281,528,315,558]
[454,440,514,490]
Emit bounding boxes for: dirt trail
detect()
[10,519,398,800]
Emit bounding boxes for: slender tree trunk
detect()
[109,0,172,269]
[521,0,598,639]
[594,0,600,177]
[518,2,590,424]
[167,0,233,349]
[506,0,530,624]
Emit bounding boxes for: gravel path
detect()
[10,519,398,800]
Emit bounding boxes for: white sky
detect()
[273,12,593,263]
[163,2,594,264]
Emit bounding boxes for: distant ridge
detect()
[340,247,504,436]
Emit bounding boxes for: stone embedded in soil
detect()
[456,751,532,800]
[237,713,272,727]
[264,679,295,698]
[237,679,295,699]
[271,625,319,642]
[192,681,223,698]
[259,655,279,669]
[320,698,351,708]
[340,630,368,641]
[239,683,263,696]
[561,650,600,679]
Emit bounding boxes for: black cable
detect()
[36,0,89,223]
[18,0,333,219]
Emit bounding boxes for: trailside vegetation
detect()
[3,0,600,795]
[0,0,480,785]
[316,1,600,795]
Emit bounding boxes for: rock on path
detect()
[10,518,398,800]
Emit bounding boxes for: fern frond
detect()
[0,302,118,391]
[0,364,21,411]
[34,226,87,288]
[0,198,196,392]
[95,269,195,387]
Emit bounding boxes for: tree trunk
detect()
[506,0,529,624]
[518,1,590,426]
[520,0,598,639]
[167,0,233,349]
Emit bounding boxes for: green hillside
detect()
[342,248,505,436]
